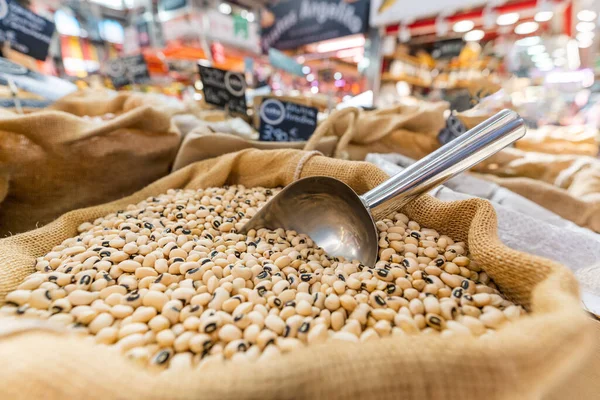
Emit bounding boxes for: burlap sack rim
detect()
[0,149,594,399]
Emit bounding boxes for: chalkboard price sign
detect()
[0,0,56,61]
[259,98,318,142]
[107,55,150,89]
[198,65,247,116]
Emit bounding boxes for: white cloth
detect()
[366,153,600,314]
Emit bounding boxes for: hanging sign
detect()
[259,98,318,142]
[0,0,56,61]
[261,0,369,52]
[107,54,150,89]
[268,48,304,76]
[198,65,247,116]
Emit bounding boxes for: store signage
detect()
[437,114,467,145]
[261,0,369,52]
[268,48,304,77]
[107,55,150,89]
[370,0,486,27]
[0,0,55,61]
[259,98,318,142]
[198,65,247,116]
[0,56,76,100]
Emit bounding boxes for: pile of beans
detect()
[0,185,524,369]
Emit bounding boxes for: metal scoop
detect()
[240,109,526,266]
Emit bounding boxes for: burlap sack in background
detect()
[0,103,180,236]
[479,174,600,233]
[474,148,600,198]
[48,89,187,117]
[172,126,338,171]
[514,125,599,156]
[305,102,447,160]
[0,149,595,399]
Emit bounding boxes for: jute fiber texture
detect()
[479,174,600,233]
[0,149,595,400]
[514,125,599,156]
[172,128,338,171]
[473,148,600,232]
[0,96,181,236]
[304,102,446,160]
[48,89,187,117]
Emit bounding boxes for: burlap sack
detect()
[172,127,338,171]
[48,89,187,117]
[0,101,181,236]
[304,102,447,160]
[0,149,595,399]
[514,125,599,156]
[479,174,600,233]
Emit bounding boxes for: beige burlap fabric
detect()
[473,148,600,232]
[0,149,595,399]
[305,103,446,160]
[0,95,181,236]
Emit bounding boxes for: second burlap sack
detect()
[0,149,595,399]
[472,147,600,232]
[305,101,447,160]
[0,93,181,236]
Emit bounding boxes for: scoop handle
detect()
[361,109,526,209]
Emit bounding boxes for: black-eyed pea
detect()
[96,326,118,344]
[111,304,134,319]
[386,296,407,312]
[360,328,379,342]
[409,298,424,315]
[454,256,470,267]
[173,331,195,352]
[371,308,394,322]
[330,309,346,331]
[479,308,506,329]
[100,285,127,299]
[150,348,173,368]
[131,306,157,323]
[503,305,522,321]
[88,313,115,334]
[459,315,486,336]
[72,306,98,324]
[403,288,419,301]
[472,293,491,307]
[414,314,426,329]
[425,313,445,330]
[67,289,96,306]
[148,315,170,332]
[461,305,481,318]
[6,290,31,306]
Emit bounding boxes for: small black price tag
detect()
[258,98,318,142]
[0,0,55,61]
[438,113,467,145]
[107,55,150,89]
[198,65,247,116]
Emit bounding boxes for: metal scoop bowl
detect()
[240,109,526,266]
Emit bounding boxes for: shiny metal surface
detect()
[240,109,526,266]
[241,176,380,265]
[361,109,526,209]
